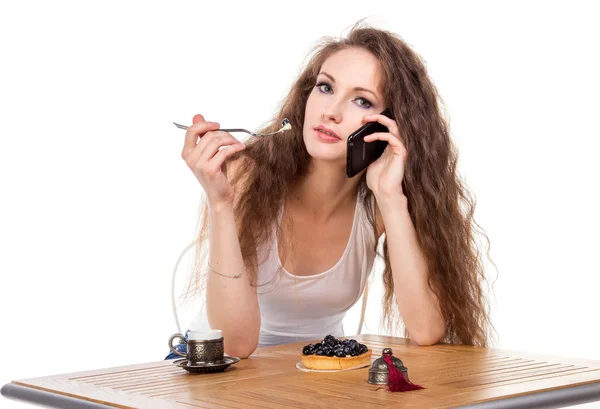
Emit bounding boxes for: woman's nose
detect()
[322,106,342,123]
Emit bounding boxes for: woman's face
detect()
[303,47,385,165]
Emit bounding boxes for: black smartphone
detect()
[346,109,393,178]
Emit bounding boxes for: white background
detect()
[1,1,599,408]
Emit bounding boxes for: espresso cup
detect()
[168,330,224,364]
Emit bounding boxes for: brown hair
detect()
[185,20,495,347]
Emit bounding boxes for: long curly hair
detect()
[185,21,495,347]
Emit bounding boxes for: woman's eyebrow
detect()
[318,71,378,99]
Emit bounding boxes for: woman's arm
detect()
[206,203,260,358]
[181,116,260,358]
[376,193,446,346]
[205,162,261,358]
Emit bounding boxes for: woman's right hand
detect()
[181,114,247,208]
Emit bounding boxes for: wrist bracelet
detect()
[208,262,244,279]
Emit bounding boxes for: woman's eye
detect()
[316,82,373,108]
[356,97,372,108]
[316,82,332,93]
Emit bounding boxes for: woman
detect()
[173,22,493,359]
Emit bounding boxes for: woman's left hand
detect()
[363,113,408,198]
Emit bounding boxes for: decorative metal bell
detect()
[368,348,409,384]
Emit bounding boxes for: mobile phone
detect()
[346,109,393,178]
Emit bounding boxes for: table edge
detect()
[1,382,120,409]
[454,382,600,409]
[4,375,600,409]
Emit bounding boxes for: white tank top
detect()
[256,191,377,347]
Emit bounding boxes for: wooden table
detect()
[3,334,600,409]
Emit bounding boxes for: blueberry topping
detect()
[303,336,368,358]
[302,346,314,355]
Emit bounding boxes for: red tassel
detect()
[384,355,424,392]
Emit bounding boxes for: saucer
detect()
[173,357,240,374]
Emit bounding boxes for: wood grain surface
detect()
[6,334,600,409]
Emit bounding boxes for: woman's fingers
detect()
[198,143,247,178]
[185,131,243,171]
[181,121,220,160]
[363,132,407,157]
[198,131,244,161]
[363,113,402,140]
[180,114,245,206]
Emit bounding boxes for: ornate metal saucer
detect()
[173,357,240,374]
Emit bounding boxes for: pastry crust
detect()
[301,349,372,370]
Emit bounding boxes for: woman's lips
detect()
[315,129,342,142]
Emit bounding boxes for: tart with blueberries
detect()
[301,335,372,370]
